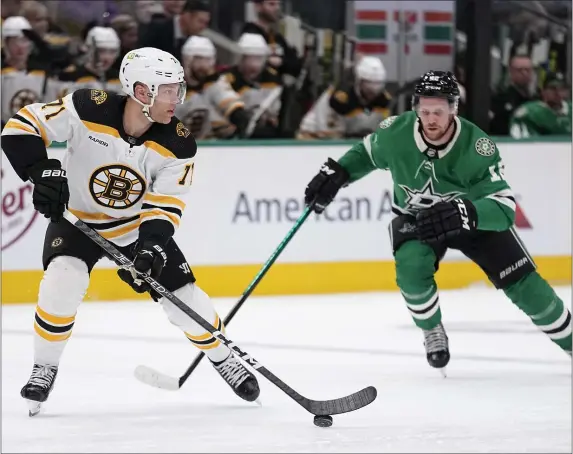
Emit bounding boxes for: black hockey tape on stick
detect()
[62,210,377,417]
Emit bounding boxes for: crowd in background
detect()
[1,0,571,140]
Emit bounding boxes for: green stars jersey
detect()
[509,100,572,138]
[337,111,516,231]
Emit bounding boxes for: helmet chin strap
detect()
[131,94,156,123]
[142,105,155,123]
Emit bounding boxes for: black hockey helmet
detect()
[412,70,460,111]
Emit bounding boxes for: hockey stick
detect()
[135,206,313,390]
[244,86,284,138]
[63,211,377,417]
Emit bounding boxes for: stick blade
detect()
[134,365,181,390]
[306,386,377,416]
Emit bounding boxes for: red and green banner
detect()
[423,11,453,55]
[355,10,387,54]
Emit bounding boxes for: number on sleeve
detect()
[489,160,506,182]
[41,98,66,120]
[178,162,195,186]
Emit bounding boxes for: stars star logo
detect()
[399,178,464,212]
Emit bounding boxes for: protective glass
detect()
[156,82,187,104]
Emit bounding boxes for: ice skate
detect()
[423,323,450,377]
[211,353,260,404]
[20,364,58,416]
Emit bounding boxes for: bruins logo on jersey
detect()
[176,121,191,138]
[89,164,146,209]
[91,89,108,105]
[10,89,40,115]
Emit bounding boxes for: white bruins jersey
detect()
[175,72,244,139]
[298,85,392,139]
[52,65,123,100]
[1,67,59,125]
[1,89,197,247]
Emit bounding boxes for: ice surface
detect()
[2,286,571,453]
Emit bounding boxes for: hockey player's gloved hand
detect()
[27,159,69,223]
[118,240,167,296]
[304,158,350,213]
[416,199,478,244]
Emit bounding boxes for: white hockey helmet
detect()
[355,56,387,83]
[120,47,186,121]
[85,26,120,50]
[237,33,269,56]
[181,36,216,59]
[2,16,32,38]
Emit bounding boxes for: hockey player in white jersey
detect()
[220,33,283,138]
[176,36,250,139]
[54,26,122,99]
[297,56,392,139]
[1,16,58,126]
[1,47,260,416]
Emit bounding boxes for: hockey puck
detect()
[313,415,333,427]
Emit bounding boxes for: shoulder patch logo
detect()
[176,122,191,138]
[334,90,348,103]
[379,115,398,129]
[90,89,107,105]
[475,137,496,156]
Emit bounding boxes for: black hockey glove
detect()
[304,158,350,213]
[27,159,69,223]
[118,240,167,297]
[416,199,478,245]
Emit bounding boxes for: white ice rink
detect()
[2,286,571,453]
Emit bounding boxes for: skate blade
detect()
[26,400,42,417]
[254,398,262,407]
[438,367,447,378]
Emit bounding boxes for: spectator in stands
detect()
[150,0,187,21]
[110,14,139,72]
[176,36,249,139]
[220,33,283,139]
[1,16,58,126]
[509,72,571,138]
[297,56,391,139]
[1,0,21,21]
[20,0,48,36]
[134,0,164,25]
[490,53,540,136]
[54,27,122,98]
[241,0,302,78]
[138,0,210,62]
[19,0,72,71]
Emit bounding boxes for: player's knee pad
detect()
[394,240,438,291]
[38,255,89,316]
[160,283,221,333]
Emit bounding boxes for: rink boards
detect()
[2,138,571,303]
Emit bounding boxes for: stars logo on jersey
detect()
[379,115,397,129]
[90,89,108,105]
[89,164,146,209]
[475,137,496,156]
[399,178,464,211]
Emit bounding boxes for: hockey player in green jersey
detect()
[304,71,572,373]
[509,72,571,138]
